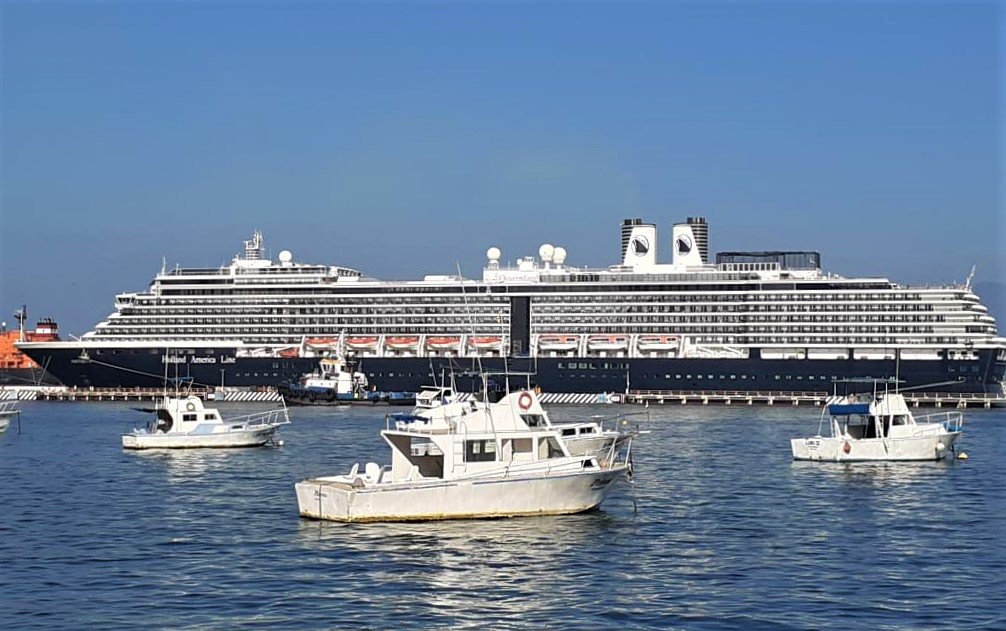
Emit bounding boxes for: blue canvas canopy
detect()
[827,403,872,415]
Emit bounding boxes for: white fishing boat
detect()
[295,381,634,522]
[408,381,629,458]
[791,379,964,462]
[122,394,289,449]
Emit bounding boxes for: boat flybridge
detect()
[791,378,964,462]
[122,385,290,450]
[295,372,636,522]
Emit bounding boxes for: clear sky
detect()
[1,1,1002,335]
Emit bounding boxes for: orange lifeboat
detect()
[426,336,461,350]
[538,334,580,352]
[305,337,339,348]
[277,347,301,358]
[586,334,629,351]
[386,336,420,349]
[636,335,680,352]
[345,336,379,350]
[467,336,502,349]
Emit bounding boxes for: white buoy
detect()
[957,452,968,460]
[277,440,285,447]
[936,442,946,452]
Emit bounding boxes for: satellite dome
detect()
[278,250,293,264]
[553,247,567,264]
[538,243,555,262]
[486,247,501,261]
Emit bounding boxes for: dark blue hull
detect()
[276,381,416,406]
[20,346,1006,396]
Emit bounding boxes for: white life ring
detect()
[186,402,196,412]
[518,391,533,411]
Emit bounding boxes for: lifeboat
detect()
[277,347,301,358]
[586,335,629,352]
[305,337,339,349]
[538,334,580,352]
[467,336,502,350]
[636,335,680,352]
[426,336,461,350]
[345,336,379,350]
[386,336,420,350]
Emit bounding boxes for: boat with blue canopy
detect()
[791,378,964,462]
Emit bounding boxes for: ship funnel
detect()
[621,222,657,268]
[687,216,709,264]
[672,221,705,267]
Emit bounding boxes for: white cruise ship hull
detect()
[295,466,627,522]
[790,431,961,462]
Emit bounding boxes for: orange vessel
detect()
[1,311,61,385]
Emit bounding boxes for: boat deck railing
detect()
[239,407,291,429]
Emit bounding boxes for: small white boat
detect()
[295,383,634,522]
[0,399,21,433]
[791,380,963,462]
[122,395,289,449]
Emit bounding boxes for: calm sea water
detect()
[1,401,1003,630]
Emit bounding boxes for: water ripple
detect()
[1,402,1003,629]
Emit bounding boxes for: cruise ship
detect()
[17,218,1006,395]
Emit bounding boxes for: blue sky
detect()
[1,1,1001,335]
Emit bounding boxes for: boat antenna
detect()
[455,262,485,380]
[964,264,976,292]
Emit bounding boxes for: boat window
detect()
[521,413,546,427]
[465,440,497,462]
[182,414,197,422]
[538,437,565,459]
[892,415,908,426]
[204,413,218,420]
[512,438,532,454]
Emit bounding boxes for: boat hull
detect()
[295,467,627,522]
[17,345,1006,396]
[278,383,416,407]
[790,431,962,462]
[0,417,10,433]
[122,427,276,449]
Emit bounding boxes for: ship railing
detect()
[630,389,830,399]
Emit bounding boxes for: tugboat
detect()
[791,378,964,462]
[295,374,635,522]
[277,356,415,406]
